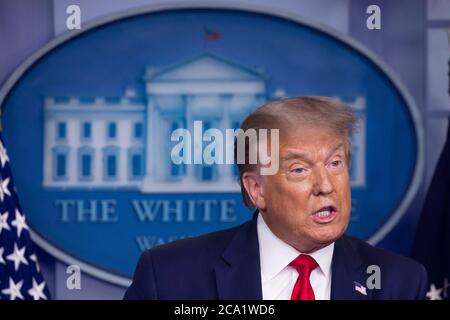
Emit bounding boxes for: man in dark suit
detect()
[124,97,428,300]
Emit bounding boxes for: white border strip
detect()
[0,1,424,287]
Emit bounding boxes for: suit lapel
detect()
[214,213,262,300]
[331,235,371,300]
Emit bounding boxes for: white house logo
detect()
[0,7,422,286]
[43,53,366,193]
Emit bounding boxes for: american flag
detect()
[204,27,220,41]
[0,134,50,300]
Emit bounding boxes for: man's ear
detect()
[242,171,266,210]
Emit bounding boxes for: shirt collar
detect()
[257,212,334,282]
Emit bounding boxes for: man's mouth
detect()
[311,205,338,224]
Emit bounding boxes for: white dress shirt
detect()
[257,213,334,300]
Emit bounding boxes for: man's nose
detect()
[312,166,334,196]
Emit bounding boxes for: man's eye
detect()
[330,160,342,168]
[290,167,306,174]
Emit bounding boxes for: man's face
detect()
[258,126,351,253]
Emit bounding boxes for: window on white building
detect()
[52,146,70,181]
[78,146,94,181]
[56,122,66,140]
[133,122,143,139]
[128,147,144,179]
[107,122,117,139]
[103,146,119,180]
[82,122,92,140]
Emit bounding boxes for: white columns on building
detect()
[145,96,156,183]
[183,94,195,183]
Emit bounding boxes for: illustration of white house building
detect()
[43,53,366,192]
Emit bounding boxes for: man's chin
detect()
[311,227,346,246]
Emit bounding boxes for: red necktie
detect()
[289,254,318,300]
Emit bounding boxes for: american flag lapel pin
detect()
[354,281,367,296]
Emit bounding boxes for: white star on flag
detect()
[0,246,5,264]
[1,278,24,300]
[0,211,10,234]
[11,209,29,238]
[426,283,443,300]
[6,243,28,271]
[0,140,9,168]
[0,177,11,202]
[28,278,48,300]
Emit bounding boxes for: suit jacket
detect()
[124,214,428,300]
